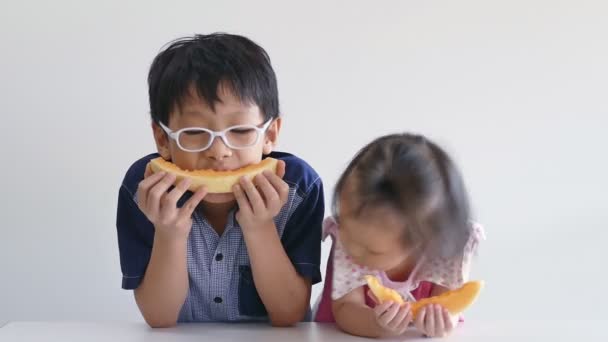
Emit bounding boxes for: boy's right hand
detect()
[369,290,413,337]
[136,165,208,241]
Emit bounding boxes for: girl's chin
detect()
[202,192,236,204]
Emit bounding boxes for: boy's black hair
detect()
[148,33,279,124]
[332,133,472,259]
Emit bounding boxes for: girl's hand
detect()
[372,301,413,337]
[367,289,412,337]
[414,304,456,338]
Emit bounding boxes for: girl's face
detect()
[337,178,414,272]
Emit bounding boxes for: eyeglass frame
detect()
[158,119,274,152]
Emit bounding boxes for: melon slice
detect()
[147,157,279,193]
[364,275,483,317]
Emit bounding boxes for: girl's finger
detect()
[443,308,454,332]
[388,304,410,330]
[434,305,445,337]
[367,289,380,305]
[373,301,393,318]
[426,304,436,337]
[378,302,400,327]
[414,306,427,334]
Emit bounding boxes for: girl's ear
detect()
[263,117,282,155]
[152,121,172,160]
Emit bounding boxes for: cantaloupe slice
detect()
[364,275,483,317]
[147,157,279,193]
[364,275,406,305]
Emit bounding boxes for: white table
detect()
[1,321,607,341]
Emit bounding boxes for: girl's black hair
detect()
[333,133,472,259]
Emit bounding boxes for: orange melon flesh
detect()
[147,157,279,193]
[364,275,483,317]
[364,275,406,305]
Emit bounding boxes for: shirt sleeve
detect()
[116,184,155,290]
[280,177,325,285]
[414,222,485,289]
[330,236,375,300]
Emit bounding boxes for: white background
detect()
[1,0,607,325]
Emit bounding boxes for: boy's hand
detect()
[233,160,289,230]
[414,304,456,338]
[136,165,208,241]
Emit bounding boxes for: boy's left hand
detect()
[414,304,456,338]
[233,160,289,230]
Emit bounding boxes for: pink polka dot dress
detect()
[314,216,485,322]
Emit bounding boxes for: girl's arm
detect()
[332,286,412,338]
[332,287,384,337]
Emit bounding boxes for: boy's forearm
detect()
[333,301,384,338]
[243,224,311,326]
[134,234,189,327]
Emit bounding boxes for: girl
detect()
[315,133,484,338]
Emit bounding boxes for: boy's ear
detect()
[152,121,172,160]
[263,117,282,155]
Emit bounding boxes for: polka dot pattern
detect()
[322,216,486,299]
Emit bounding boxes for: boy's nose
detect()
[205,136,232,161]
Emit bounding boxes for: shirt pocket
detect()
[238,265,268,317]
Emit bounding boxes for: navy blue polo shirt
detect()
[116,151,324,322]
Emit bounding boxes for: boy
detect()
[116,33,324,327]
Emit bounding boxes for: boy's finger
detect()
[180,186,208,218]
[137,171,167,212]
[147,173,176,216]
[144,163,153,178]
[240,176,265,214]
[264,170,289,204]
[161,178,192,216]
[276,160,286,179]
[137,171,166,208]
[254,174,279,207]
[233,184,252,216]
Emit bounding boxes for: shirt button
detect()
[214,297,223,304]
[215,253,223,261]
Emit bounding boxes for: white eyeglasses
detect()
[158,119,273,152]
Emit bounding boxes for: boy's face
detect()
[152,84,281,204]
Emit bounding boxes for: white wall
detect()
[1,0,607,324]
